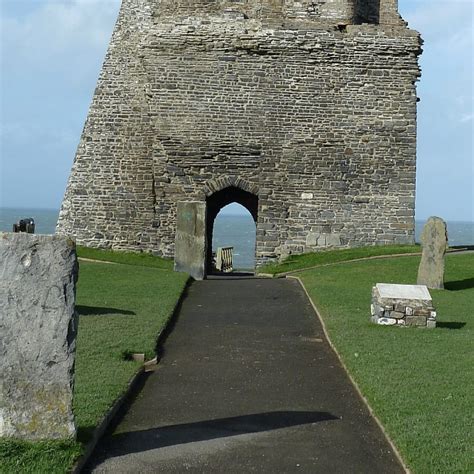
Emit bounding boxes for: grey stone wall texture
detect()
[57,0,422,266]
[0,233,78,440]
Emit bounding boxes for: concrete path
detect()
[86,278,404,473]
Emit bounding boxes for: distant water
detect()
[212,214,256,270]
[1,208,472,270]
[414,220,474,248]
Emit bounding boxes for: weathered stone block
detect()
[0,233,78,440]
[306,232,319,247]
[373,305,383,317]
[326,234,342,247]
[405,315,427,327]
[317,235,327,247]
[174,202,206,280]
[378,318,397,326]
[394,303,405,313]
[417,216,448,289]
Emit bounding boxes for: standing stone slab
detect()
[417,216,448,289]
[0,233,78,440]
[371,283,436,328]
[174,202,206,280]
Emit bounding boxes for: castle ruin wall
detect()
[57,0,422,265]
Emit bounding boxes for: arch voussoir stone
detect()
[203,176,258,197]
[234,177,259,196]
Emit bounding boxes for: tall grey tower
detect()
[57,0,422,274]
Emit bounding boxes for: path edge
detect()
[287,275,411,474]
[71,367,146,474]
[70,276,192,473]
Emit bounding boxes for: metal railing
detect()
[215,246,233,273]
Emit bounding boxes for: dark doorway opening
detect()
[354,0,380,24]
[206,186,258,275]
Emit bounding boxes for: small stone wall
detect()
[371,283,436,328]
[0,233,79,440]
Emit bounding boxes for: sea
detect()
[1,208,473,270]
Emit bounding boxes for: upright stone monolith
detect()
[0,233,79,440]
[174,202,206,280]
[417,217,448,289]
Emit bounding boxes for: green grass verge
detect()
[259,245,421,275]
[0,250,188,474]
[299,253,474,473]
[77,246,174,270]
[0,440,82,474]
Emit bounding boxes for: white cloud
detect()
[402,0,473,49]
[460,113,474,123]
[1,0,121,66]
[400,0,473,116]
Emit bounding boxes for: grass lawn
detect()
[299,253,474,473]
[259,244,421,276]
[76,245,174,270]
[0,250,188,474]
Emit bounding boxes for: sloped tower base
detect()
[57,0,422,268]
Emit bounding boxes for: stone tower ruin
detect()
[57,0,422,275]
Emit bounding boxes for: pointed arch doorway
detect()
[206,186,258,275]
[174,183,258,280]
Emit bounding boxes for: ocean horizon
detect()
[1,207,473,270]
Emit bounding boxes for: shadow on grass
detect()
[77,305,136,316]
[77,426,97,444]
[437,322,466,330]
[445,278,474,291]
[450,245,474,251]
[87,411,338,461]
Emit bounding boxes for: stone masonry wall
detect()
[371,283,437,328]
[57,0,422,265]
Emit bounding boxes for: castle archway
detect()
[206,186,258,274]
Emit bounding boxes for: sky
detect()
[0,0,472,221]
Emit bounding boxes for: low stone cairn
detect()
[371,283,436,328]
[0,233,79,440]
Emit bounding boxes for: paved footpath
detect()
[86,277,404,473]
